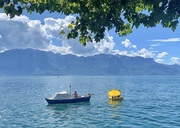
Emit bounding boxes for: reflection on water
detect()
[45,102,92,126]
[46,102,91,112]
[47,104,70,111]
[108,100,122,106]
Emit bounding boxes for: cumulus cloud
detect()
[171,57,180,65]
[151,38,180,42]
[155,59,165,64]
[130,48,154,58]
[153,52,168,64]
[0,13,116,56]
[157,52,168,59]
[121,39,137,49]
[115,48,155,59]
[43,16,76,40]
[117,39,155,59]
[0,13,51,52]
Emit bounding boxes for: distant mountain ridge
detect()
[0,49,180,76]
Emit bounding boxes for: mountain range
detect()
[0,49,180,76]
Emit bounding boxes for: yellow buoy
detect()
[108,89,123,100]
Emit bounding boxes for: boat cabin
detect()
[49,91,71,100]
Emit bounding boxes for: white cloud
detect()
[121,39,137,49]
[155,59,165,64]
[150,43,161,47]
[153,52,168,64]
[44,16,76,39]
[130,48,154,58]
[171,57,180,65]
[122,39,131,48]
[0,13,51,52]
[155,52,168,64]
[0,13,116,56]
[157,52,168,59]
[115,50,128,56]
[151,38,180,42]
[115,48,155,59]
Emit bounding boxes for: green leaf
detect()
[79,36,86,46]
[60,30,65,35]
[135,6,142,12]
[68,24,73,30]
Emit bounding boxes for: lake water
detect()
[0,76,180,128]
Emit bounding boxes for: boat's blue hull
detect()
[45,95,91,104]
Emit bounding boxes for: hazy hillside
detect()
[0,49,180,76]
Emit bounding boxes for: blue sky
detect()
[0,11,180,65]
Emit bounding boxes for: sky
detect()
[0,11,180,65]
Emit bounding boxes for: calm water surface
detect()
[0,76,180,128]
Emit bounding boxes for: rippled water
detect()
[0,76,180,128]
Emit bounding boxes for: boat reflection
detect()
[108,100,122,106]
[46,104,70,111]
[46,102,91,111]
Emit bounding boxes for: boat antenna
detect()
[88,82,93,95]
[69,85,71,95]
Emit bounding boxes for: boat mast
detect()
[69,85,71,95]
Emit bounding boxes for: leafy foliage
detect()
[1,0,180,45]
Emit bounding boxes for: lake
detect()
[0,76,180,128]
